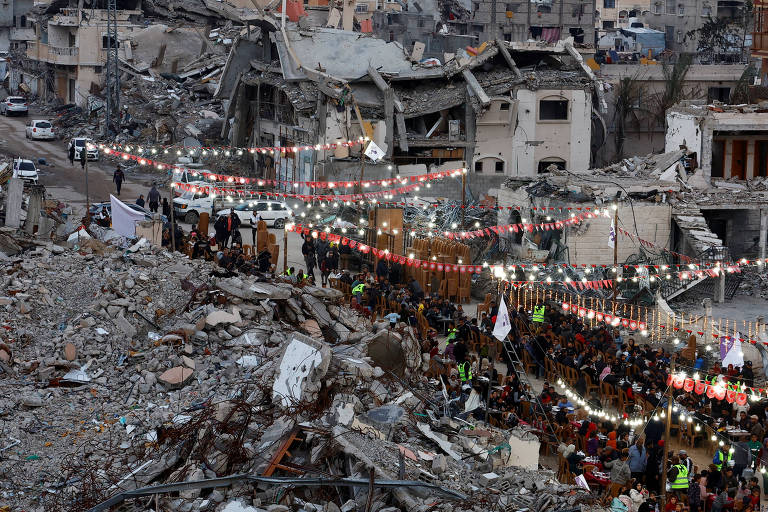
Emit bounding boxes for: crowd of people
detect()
[413,299,768,512]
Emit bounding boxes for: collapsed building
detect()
[216,25,607,196]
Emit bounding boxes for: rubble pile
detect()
[0,236,599,512]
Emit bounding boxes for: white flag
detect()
[364,141,385,162]
[492,295,511,341]
[607,218,616,249]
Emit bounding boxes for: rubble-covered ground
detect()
[0,233,601,512]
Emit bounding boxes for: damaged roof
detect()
[273,28,446,82]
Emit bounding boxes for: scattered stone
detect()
[158,366,194,388]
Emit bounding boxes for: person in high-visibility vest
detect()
[352,283,365,295]
[458,360,473,382]
[713,443,733,471]
[532,304,546,323]
[669,456,689,493]
[446,326,458,342]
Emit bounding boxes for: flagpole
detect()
[486,291,509,424]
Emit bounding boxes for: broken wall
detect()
[512,88,592,176]
[567,203,672,265]
[665,111,703,157]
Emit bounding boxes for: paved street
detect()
[0,110,152,210]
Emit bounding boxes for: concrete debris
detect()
[0,229,598,512]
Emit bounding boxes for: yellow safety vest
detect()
[714,450,732,471]
[670,464,689,489]
[447,328,457,341]
[458,361,473,382]
[352,283,365,294]
[532,305,545,323]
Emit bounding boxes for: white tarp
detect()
[110,194,145,237]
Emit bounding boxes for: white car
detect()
[25,119,55,141]
[216,200,293,228]
[0,96,28,116]
[68,138,99,161]
[12,159,39,184]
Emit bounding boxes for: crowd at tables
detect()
[412,299,768,512]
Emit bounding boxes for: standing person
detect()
[147,184,161,213]
[161,198,170,218]
[68,144,75,166]
[136,194,145,207]
[224,208,240,248]
[688,474,702,512]
[250,211,259,245]
[604,450,632,498]
[668,455,689,499]
[214,214,227,248]
[113,166,125,196]
[302,236,316,278]
[628,438,647,484]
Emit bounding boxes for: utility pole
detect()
[169,183,176,252]
[103,0,120,136]
[81,147,91,223]
[660,359,674,509]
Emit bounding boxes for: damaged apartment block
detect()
[217,23,607,190]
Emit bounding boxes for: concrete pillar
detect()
[4,178,23,229]
[23,185,44,234]
[747,139,756,179]
[724,140,733,179]
[714,272,726,303]
[760,208,768,260]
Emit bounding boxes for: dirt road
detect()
[0,111,152,212]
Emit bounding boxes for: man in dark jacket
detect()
[147,185,161,213]
[113,166,125,196]
[302,237,316,278]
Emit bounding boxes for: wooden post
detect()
[283,226,288,273]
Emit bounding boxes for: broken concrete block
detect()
[63,342,76,361]
[432,453,447,475]
[272,333,330,407]
[205,307,241,327]
[116,314,137,337]
[0,349,9,362]
[158,366,194,388]
[479,472,499,486]
[182,356,196,369]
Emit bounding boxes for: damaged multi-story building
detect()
[11,6,142,106]
[217,21,606,197]
[0,0,34,53]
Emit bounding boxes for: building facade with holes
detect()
[11,8,142,107]
[666,105,768,180]
[473,87,593,177]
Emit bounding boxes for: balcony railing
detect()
[26,42,79,65]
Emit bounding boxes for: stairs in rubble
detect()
[662,206,733,301]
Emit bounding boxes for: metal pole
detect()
[170,182,176,252]
[660,359,674,508]
[84,153,90,219]
[461,165,466,228]
[612,204,618,311]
